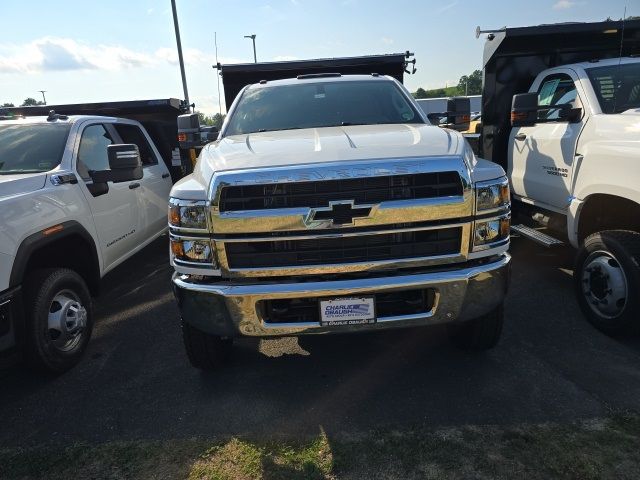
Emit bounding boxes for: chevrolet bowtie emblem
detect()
[306,200,373,227]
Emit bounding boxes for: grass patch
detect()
[2,414,640,479]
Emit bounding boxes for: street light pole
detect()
[38,90,47,105]
[244,34,257,63]
[171,0,190,109]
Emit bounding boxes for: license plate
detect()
[319,296,376,326]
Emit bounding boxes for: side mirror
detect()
[205,127,218,142]
[445,97,471,132]
[511,93,538,127]
[177,113,201,148]
[89,144,143,184]
[426,97,471,131]
[558,106,582,123]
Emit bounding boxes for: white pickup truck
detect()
[169,74,511,370]
[480,20,640,335]
[0,111,173,373]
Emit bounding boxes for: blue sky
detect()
[1,0,635,114]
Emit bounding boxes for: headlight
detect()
[170,236,217,267]
[168,199,208,230]
[476,177,510,212]
[473,215,510,251]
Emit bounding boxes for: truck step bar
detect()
[510,224,564,248]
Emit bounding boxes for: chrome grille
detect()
[219,172,463,212]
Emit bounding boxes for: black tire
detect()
[182,321,233,370]
[449,304,504,350]
[23,268,93,374]
[574,230,640,336]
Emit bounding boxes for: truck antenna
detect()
[215,32,222,116]
[612,6,627,114]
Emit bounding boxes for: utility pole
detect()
[171,0,190,109]
[244,34,257,63]
[38,90,47,105]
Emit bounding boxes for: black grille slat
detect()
[225,227,461,269]
[219,172,463,212]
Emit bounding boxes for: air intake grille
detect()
[225,227,461,269]
[219,172,463,212]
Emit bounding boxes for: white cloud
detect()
[0,38,232,75]
[436,1,458,13]
[381,37,394,45]
[0,37,155,74]
[552,0,577,9]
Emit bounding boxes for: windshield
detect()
[224,79,425,136]
[586,62,640,114]
[0,123,71,175]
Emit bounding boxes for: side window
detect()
[537,74,578,121]
[77,124,113,181]
[113,123,157,166]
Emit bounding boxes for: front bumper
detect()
[172,254,510,337]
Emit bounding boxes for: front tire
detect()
[575,230,640,336]
[182,321,233,370]
[23,268,93,374]
[448,304,504,350]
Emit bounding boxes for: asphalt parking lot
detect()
[1,236,640,448]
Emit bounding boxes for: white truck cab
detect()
[480,20,640,336]
[0,112,173,372]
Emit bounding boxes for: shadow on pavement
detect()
[1,236,639,448]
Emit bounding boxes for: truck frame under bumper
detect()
[172,254,510,337]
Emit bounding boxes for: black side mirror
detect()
[511,93,538,127]
[177,113,201,148]
[89,144,143,184]
[205,129,219,142]
[427,97,470,131]
[558,106,582,123]
[446,97,471,132]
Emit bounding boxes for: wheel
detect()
[23,268,93,374]
[449,304,504,350]
[575,230,640,336]
[181,321,233,370]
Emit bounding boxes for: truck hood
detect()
[0,172,47,198]
[202,124,460,173]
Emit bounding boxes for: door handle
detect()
[162,173,170,179]
[128,182,141,190]
[514,133,527,141]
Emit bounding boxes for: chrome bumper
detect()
[172,254,510,337]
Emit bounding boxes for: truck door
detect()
[508,72,584,212]
[75,123,141,270]
[111,122,173,239]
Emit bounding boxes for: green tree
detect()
[457,70,482,96]
[197,112,226,129]
[21,97,45,106]
[2,102,14,107]
[412,87,428,99]
[210,113,226,129]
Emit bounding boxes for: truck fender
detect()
[9,220,101,295]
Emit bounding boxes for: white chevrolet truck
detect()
[169,74,511,370]
[479,20,640,335]
[0,110,173,373]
